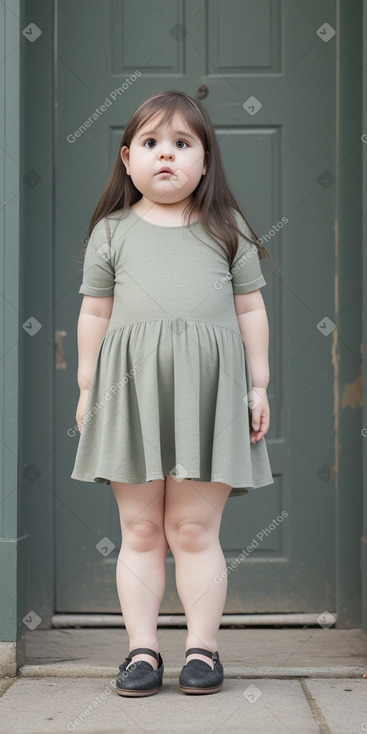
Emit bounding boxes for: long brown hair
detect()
[78,90,278,273]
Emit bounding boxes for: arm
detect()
[76,295,114,431]
[77,294,114,389]
[234,289,270,442]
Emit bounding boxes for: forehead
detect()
[137,111,197,137]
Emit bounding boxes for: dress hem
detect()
[70,471,274,490]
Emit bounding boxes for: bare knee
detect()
[123,520,165,553]
[165,520,214,553]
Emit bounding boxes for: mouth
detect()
[156,167,174,175]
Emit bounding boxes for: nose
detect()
[157,144,174,160]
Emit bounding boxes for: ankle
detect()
[129,640,159,653]
[128,642,160,669]
[185,651,215,669]
[185,642,218,670]
[129,652,159,669]
[186,639,218,654]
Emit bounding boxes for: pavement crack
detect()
[299,678,333,734]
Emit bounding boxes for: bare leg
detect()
[163,477,232,669]
[111,478,168,669]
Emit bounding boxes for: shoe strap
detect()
[127,647,159,662]
[185,647,219,662]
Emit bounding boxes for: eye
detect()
[143,138,189,149]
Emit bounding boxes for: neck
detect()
[135,196,194,220]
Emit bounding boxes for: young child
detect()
[71,90,274,697]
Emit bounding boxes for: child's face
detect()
[120,112,207,205]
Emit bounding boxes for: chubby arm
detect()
[77,295,114,390]
[234,289,270,388]
[234,289,270,442]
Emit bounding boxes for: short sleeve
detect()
[231,212,266,295]
[78,218,115,297]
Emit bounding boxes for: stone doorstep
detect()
[17,664,367,679]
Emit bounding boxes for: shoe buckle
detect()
[212,651,219,663]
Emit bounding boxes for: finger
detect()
[260,411,270,431]
[252,413,269,441]
[251,412,261,431]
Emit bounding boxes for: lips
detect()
[157,167,174,175]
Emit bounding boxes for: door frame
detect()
[362,0,367,636]
[11,0,365,636]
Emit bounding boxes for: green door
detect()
[55,0,336,613]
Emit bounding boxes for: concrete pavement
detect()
[0,627,366,733]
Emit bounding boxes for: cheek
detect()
[190,158,205,177]
[131,156,152,177]
[186,150,204,169]
[130,147,154,169]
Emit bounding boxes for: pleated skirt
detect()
[71,318,274,498]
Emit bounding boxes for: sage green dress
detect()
[71,207,274,498]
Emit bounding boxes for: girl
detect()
[71,90,275,697]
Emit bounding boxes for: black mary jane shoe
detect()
[178,647,224,695]
[116,647,164,697]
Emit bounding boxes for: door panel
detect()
[55,0,336,613]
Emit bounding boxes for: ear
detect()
[120,145,130,175]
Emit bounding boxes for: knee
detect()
[123,520,165,553]
[165,520,212,553]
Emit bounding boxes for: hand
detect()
[76,388,89,433]
[249,386,270,444]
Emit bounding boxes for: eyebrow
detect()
[138,129,197,141]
